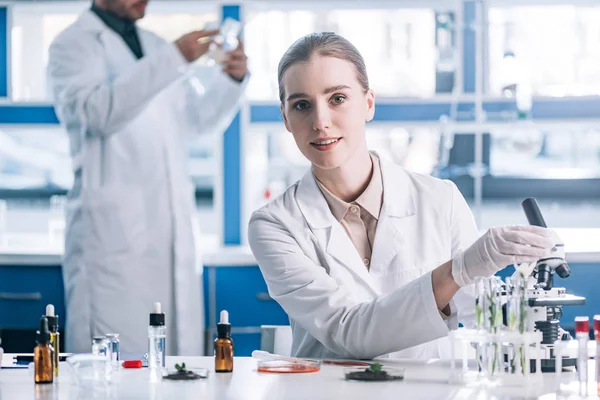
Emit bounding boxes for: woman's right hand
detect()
[451,225,555,287]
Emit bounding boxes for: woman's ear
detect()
[280,103,292,133]
[365,89,375,122]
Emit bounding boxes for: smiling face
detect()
[280,55,375,171]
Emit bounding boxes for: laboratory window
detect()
[244,6,442,100]
[10,1,218,101]
[0,126,221,237]
[473,126,600,230]
[488,4,600,97]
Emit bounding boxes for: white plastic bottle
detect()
[148,302,166,370]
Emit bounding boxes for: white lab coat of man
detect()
[248,154,478,360]
[48,10,246,355]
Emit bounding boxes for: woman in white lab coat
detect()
[248,32,554,360]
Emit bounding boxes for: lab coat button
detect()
[363,258,370,266]
[350,205,359,214]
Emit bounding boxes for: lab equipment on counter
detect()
[450,197,587,386]
[148,302,166,370]
[517,198,584,372]
[450,276,544,387]
[34,317,54,384]
[553,334,597,396]
[215,310,233,373]
[596,316,600,396]
[92,336,108,357]
[105,334,120,366]
[44,304,60,377]
[122,360,142,369]
[575,317,590,397]
[252,350,321,373]
[66,354,113,388]
[163,362,208,380]
[344,364,404,382]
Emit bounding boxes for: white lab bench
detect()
[0,355,590,400]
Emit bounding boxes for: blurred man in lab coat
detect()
[47,0,248,355]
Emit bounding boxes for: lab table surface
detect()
[0,356,589,400]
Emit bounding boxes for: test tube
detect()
[594,315,600,397]
[482,277,503,377]
[575,316,589,397]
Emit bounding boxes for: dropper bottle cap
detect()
[36,317,50,344]
[217,310,231,338]
[149,302,165,326]
[45,304,59,333]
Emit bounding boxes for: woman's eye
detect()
[293,101,310,111]
[331,95,346,105]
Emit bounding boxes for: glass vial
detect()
[575,316,589,397]
[215,310,233,372]
[594,315,600,397]
[148,302,166,370]
[34,317,54,384]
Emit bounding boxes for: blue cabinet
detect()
[203,266,288,356]
[0,265,65,329]
[0,263,287,356]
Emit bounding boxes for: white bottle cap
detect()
[219,310,229,325]
[153,302,161,314]
[45,304,55,317]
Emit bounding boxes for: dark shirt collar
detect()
[91,3,136,35]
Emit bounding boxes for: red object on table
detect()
[122,360,143,369]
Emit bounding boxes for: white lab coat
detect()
[248,153,479,360]
[47,10,246,355]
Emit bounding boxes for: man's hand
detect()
[222,41,248,82]
[175,29,219,63]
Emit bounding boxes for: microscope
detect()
[508,198,585,372]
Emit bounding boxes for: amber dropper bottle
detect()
[34,316,54,384]
[214,310,233,372]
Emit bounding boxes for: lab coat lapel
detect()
[369,154,417,271]
[296,170,380,295]
[79,11,138,65]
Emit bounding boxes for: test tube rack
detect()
[449,328,544,387]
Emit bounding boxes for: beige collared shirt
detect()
[316,155,383,270]
[316,155,452,318]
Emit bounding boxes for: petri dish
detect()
[257,360,321,374]
[344,366,405,381]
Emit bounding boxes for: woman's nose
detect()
[311,103,331,132]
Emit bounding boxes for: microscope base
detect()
[530,356,576,373]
